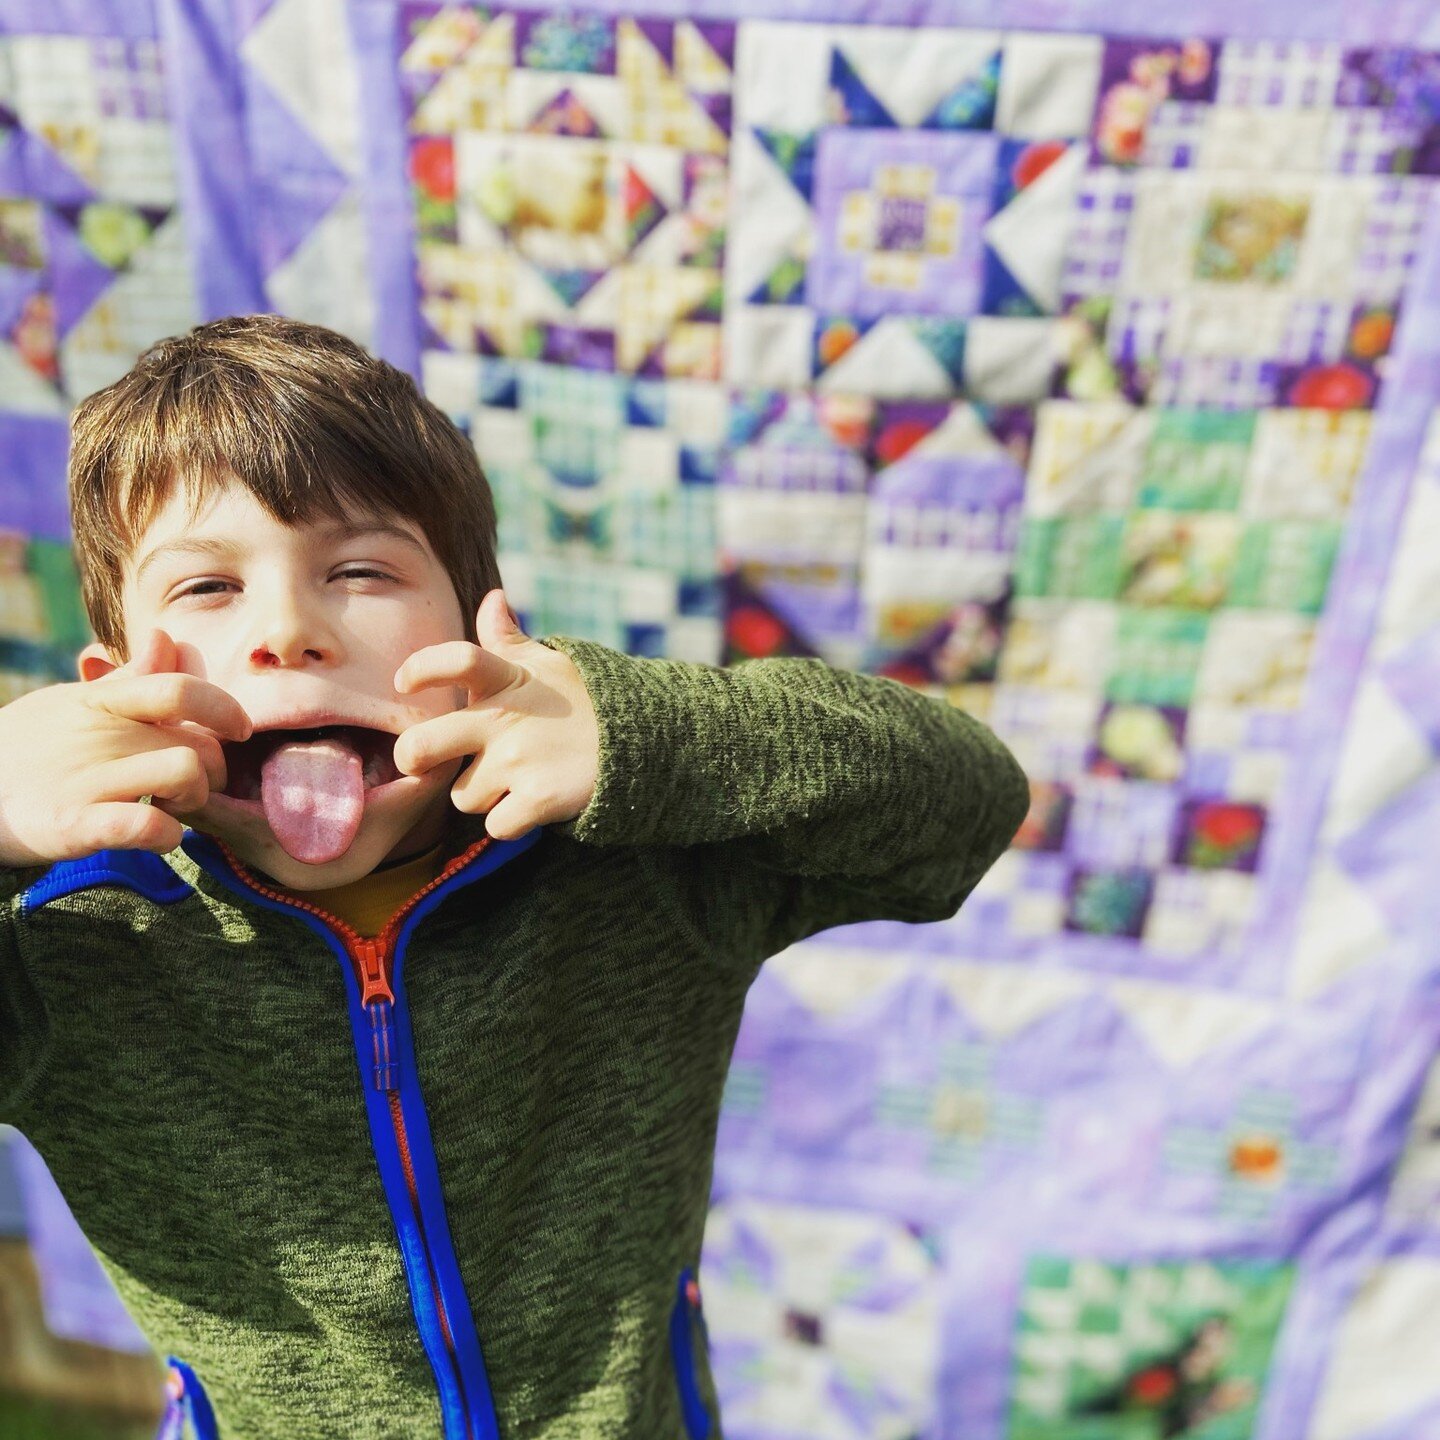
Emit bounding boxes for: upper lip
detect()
[241,711,402,736]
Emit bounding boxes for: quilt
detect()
[6,3,1440,1436]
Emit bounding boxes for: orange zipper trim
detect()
[212,832,493,970]
[390,1091,462,1352]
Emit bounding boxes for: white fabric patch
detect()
[963,317,1060,405]
[996,32,1104,139]
[1309,1259,1440,1440]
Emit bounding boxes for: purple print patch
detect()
[807,129,999,319]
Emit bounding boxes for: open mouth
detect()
[220,725,402,803]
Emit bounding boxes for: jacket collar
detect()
[169,807,542,913]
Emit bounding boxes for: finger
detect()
[86,672,253,743]
[87,747,213,816]
[394,711,489,778]
[448,755,507,815]
[97,630,252,742]
[160,722,228,794]
[395,641,518,702]
[483,790,539,841]
[73,802,185,855]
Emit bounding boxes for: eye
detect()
[171,570,393,601]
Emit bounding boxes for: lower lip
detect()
[206,774,428,824]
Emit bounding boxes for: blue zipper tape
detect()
[670,1269,712,1439]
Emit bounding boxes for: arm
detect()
[535,636,1030,963]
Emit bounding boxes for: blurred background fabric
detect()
[4,1,1440,1437]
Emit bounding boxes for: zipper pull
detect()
[354,938,395,1006]
[353,939,400,1092]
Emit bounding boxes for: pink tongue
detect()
[260,738,366,865]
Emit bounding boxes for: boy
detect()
[0,315,1029,1439]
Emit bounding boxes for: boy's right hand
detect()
[0,628,253,866]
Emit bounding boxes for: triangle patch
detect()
[934,963,1091,1040]
[1106,979,1274,1070]
[621,163,667,251]
[816,316,953,400]
[399,6,488,72]
[981,247,1044,318]
[15,127,96,206]
[829,49,897,128]
[620,19,728,153]
[538,267,607,308]
[749,251,807,305]
[676,20,734,91]
[527,87,605,139]
[983,142,1088,314]
[910,319,969,387]
[922,50,1001,130]
[241,0,365,175]
[0,338,65,414]
[753,127,817,203]
[245,71,350,274]
[812,314,876,373]
[43,208,123,338]
[768,946,911,1021]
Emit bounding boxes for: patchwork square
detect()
[1009,1257,1295,1434]
[807,129,996,318]
[404,7,732,379]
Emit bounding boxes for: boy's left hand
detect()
[392,588,598,840]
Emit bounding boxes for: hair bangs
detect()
[68,314,502,662]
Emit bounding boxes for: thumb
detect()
[475,588,524,649]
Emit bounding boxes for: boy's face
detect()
[77,476,472,890]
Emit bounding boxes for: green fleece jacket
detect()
[0,636,1029,1440]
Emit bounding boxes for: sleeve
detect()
[535,635,1031,963]
[0,865,52,1117]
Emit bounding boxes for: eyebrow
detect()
[134,522,428,587]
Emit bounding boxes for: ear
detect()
[78,640,122,683]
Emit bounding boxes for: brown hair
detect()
[68,313,501,662]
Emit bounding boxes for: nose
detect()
[246,588,334,668]
[251,644,323,666]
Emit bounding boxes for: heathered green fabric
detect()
[0,635,1029,1439]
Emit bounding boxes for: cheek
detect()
[396,605,465,654]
